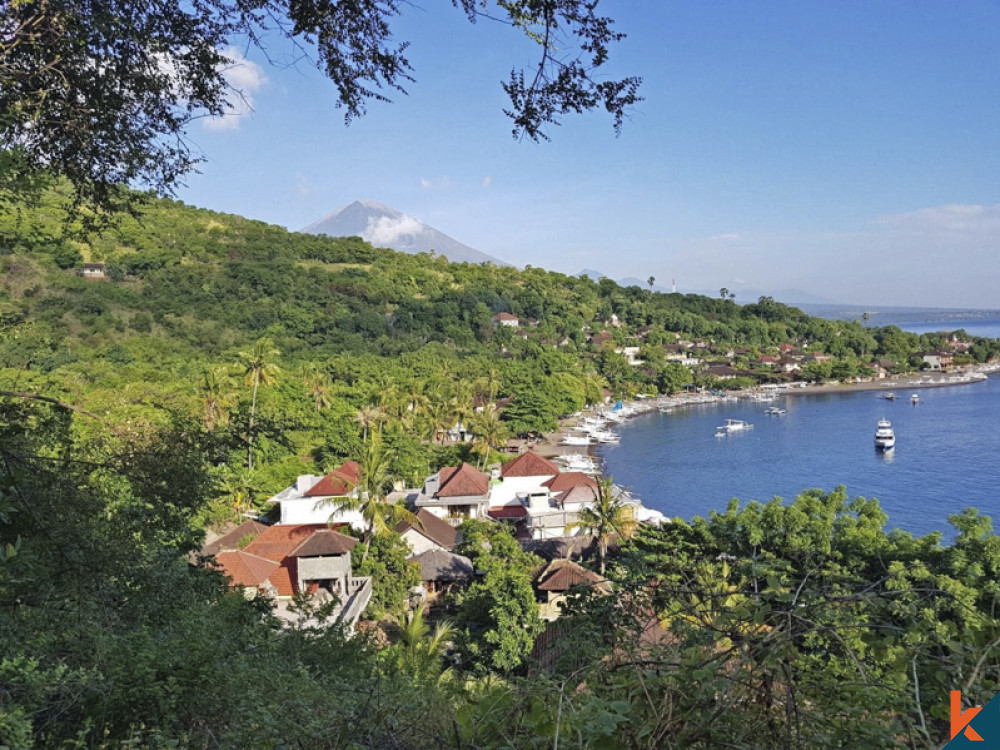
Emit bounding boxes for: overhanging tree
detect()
[0,0,641,210]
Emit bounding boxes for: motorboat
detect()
[716,418,753,435]
[881,392,896,401]
[911,393,920,404]
[764,407,786,416]
[874,418,895,451]
[560,434,594,446]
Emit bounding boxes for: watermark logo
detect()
[952,691,983,742]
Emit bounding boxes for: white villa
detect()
[267,461,366,530]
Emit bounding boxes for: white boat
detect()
[874,418,896,451]
[764,407,786,416]
[881,392,896,401]
[911,393,920,404]
[560,434,594,446]
[716,418,753,435]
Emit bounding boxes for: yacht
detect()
[874,419,896,451]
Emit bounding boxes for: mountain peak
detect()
[301,201,508,266]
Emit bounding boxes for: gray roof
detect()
[410,549,475,582]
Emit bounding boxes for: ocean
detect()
[600,315,1000,539]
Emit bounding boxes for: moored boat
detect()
[874,418,895,451]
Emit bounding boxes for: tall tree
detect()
[567,475,637,575]
[323,430,418,561]
[237,337,280,471]
[199,366,231,433]
[1,0,640,209]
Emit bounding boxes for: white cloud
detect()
[873,203,1000,236]
[709,232,742,241]
[420,176,452,190]
[203,47,267,131]
[482,176,493,188]
[365,215,425,245]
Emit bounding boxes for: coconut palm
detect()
[354,404,386,442]
[323,430,419,561]
[301,363,333,412]
[199,366,231,433]
[471,403,509,469]
[216,466,263,521]
[567,475,637,575]
[238,338,280,471]
[397,608,455,681]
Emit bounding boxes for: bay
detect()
[599,375,1000,539]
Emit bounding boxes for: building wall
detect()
[401,529,443,556]
[280,499,365,530]
[489,476,555,507]
[297,555,353,595]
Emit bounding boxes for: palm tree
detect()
[199,366,231,433]
[216,466,262,521]
[647,275,655,291]
[397,608,455,680]
[471,403,509,469]
[238,338,280,471]
[354,404,386,442]
[323,430,419,561]
[301,363,332,412]
[567,476,637,575]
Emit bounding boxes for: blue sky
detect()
[177,1,1000,309]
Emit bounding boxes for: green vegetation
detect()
[3,191,1000,747]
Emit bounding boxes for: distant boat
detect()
[911,393,920,404]
[716,418,753,435]
[874,418,896,451]
[764,407,786,416]
[882,392,897,401]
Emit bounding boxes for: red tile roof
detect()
[559,485,599,505]
[213,550,280,589]
[243,524,328,596]
[201,520,269,556]
[543,472,597,492]
[436,463,489,497]
[493,312,518,321]
[489,505,528,519]
[500,451,559,479]
[395,508,458,550]
[304,461,361,497]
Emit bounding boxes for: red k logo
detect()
[952,690,984,741]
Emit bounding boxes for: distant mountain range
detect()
[301,200,508,266]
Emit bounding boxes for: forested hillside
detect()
[4,190,1000,748]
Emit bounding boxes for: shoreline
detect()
[534,365,1000,461]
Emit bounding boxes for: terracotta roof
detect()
[304,461,360,497]
[543,472,597,492]
[291,529,358,557]
[213,550,280,588]
[493,312,518,321]
[410,549,474,582]
[395,508,458,550]
[436,463,489,497]
[535,559,609,593]
[500,451,559,479]
[489,505,528,519]
[244,524,328,562]
[202,520,269,556]
[243,524,328,596]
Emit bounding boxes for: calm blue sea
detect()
[600,317,1000,539]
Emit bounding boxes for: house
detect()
[492,312,519,327]
[702,364,743,380]
[395,508,458,554]
[213,524,373,629]
[617,346,644,366]
[413,462,491,521]
[921,351,954,370]
[80,262,108,279]
[590,330,614,348]
[534,558,611,620]
[267,462,364,529]
[488,451,559,511]
[409,549,475,597]
[201,519,269,557]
